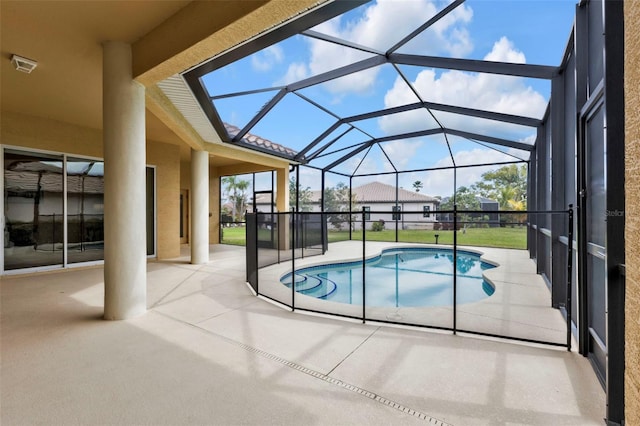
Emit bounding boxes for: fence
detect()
[246,207,573,349]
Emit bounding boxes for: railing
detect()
[246,207,573,349]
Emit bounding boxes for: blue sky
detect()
[204,0,576,196]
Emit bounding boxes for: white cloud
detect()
[403,168,455,198]
[484,37,526,63]
[293,0,474,96]
[427,148,520,196]
[404,2,474,57]
[379,139,425,169]
[380,37,546,138]
[395,147,525,197]
[520,134,537,145]
[340,151,395,178]
[251,45,284,72]
[275,62,310,86]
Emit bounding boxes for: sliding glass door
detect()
[3,150,64,270]
[67,157,105,264]
[3,147,156,272]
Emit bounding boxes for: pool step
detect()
[282,273,337,299]
[282,273,325,292]
[302,276,337,299]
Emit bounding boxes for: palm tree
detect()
[233,179,250,220]
[223,176,239,222]
[507,199,527,226]
[223,176,252,222]
[412,180,423,192]
[498,186,516,210]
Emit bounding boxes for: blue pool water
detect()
[280,247,496,307]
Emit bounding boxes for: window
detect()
[392,205,401,220]
[363,206,370,220]
[423,205,431,218]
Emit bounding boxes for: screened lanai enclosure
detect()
[183,0,624,423]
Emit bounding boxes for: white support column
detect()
[103,41,147,320]
[191,149,209,264]
[276,167,290,250]
[276,167,290,213]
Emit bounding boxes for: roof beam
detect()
[211,86,281,101]
[444,128,534,151]
[295,120,344,160]
[343,102,423,122]
[323,128,443,171]
[136,1,351,86]
[230,55,386,146]
[422,101,543,127]
[374,128,442,144]
[181,73,231,143]
[341,101,540,127]
[324,140,375,171]
[315,140,371,160]
[321,126,532,170]
[232,89,287,142]
[180,1,366,81]
[307,127,355,160]
[302,30,385,56]
[389,53,559,79]
[287,55,386,92]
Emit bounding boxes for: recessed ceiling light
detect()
[11,54,38,74]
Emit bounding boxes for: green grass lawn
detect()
[220,225,527,249]
[337,227,527,249]
[220,226,247,246]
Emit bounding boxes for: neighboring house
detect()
[255,181,441,230]
[346,182,440,230]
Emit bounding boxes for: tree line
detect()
[222,164,527,223]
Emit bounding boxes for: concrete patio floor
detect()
[1,244,605,425]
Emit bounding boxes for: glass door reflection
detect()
[66,158,104,264]
[4,150,64,270]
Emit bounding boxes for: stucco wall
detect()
[625,2,640,425]
[1,111,181,261]
[1,111,103,158]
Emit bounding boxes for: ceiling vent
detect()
[11,54,38,74]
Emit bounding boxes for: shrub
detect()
[371,219,385,232]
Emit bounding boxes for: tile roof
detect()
[305,181,439,204]
[5,161,104,195]
[224,123,297,157]
[253,182,440,206]
[351,182,439,203]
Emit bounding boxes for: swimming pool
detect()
[280,247,496,307]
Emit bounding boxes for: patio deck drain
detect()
[193,321,452,425]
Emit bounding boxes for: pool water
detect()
[281,247,496,307]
